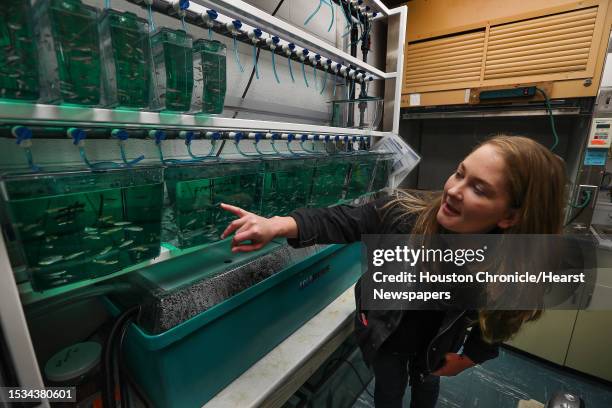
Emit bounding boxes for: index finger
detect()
[220,203,249,217]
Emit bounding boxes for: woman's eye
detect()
[473,185,486,195]
[455,171,464,179]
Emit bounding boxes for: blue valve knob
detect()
[12,126,32,145]
[206,9,218,20]
[111,129,129,141]
[68,128,87,145]
[272,36,280,45]
[179,0,189,10]
[149,130,166,144]
[255,132,266,142]
[287,133,295,142]
[300,134,308,142]
[232,20,242,30]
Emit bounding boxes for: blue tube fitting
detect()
[12,126,33,145]
[150,130,166,145]
[68,128,87,145]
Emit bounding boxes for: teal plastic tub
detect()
[115,242,362,407]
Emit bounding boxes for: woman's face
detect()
[436,144,518,233]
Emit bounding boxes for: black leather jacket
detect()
[287,196,499,377]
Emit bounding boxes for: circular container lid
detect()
[44,342,102,383]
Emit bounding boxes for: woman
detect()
[219,135,567,408]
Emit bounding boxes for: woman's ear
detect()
[497,208,520,230]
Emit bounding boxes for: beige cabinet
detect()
[507,310,578,365]
[565,311,612,381]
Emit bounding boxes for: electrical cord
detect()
[564,190,592,227]
[535,87,559,151]
[232,0,286,119]
[319,357,375,399]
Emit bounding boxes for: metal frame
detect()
[0,0,409,400]
[0,234,49,408]
[0,100,393,137]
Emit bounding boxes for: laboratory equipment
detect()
[344,153,377,200]
[99,9,151,109]
[260,157,316,217]
[163,159,263,249]
[108,241,362,408]
[309,156,351,207]
[0,167,164,291]
[150,28,194,112]
[0,0,40,101]
[330,96,383,129]
[191,39,227,114]
[34,0,102,106]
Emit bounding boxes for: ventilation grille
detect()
[403,6,599,92]
[484,7,597,80]
[404,31,485,89]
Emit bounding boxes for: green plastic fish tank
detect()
[372,152,394,192]
[99,9,150,109]
[0,0,40,101]
[150,28,194,112]
[163,159,263,249]
[0,167,164,291]
[260,157,315,217]
[309,156,351,207]
[34,0,102,106]
[191,39,227,114]
[344,154,378,200]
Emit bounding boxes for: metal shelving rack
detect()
[0,0,407,403]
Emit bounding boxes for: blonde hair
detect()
[389,135,567,343]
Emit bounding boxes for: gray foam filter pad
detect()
[133,244,322,334]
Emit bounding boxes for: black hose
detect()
[102,305,140,408]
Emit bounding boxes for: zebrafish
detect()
[99,246,112,255]
[39,255,63,266]
[119,240,134,248]
[125,226,144,232]
[65,251,86,260]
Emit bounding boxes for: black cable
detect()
[232,0,286,119]
[331,357,374,398]
[117,323,132,408]
[102,306,140,408]
[564,190,593,227]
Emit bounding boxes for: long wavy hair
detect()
[388,135,567,343]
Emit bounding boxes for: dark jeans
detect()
[372,346,440,408]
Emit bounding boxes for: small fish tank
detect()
[372,152,394,192]
[150,28,194,112]
[344,154,378,200]
[260,157,315,217]
[191,39,226,114]
[309,156,351,207]
[34,0,102,106]
[0,167,164,291]
[0,0,40,101]
[163,159,263,249]
[329,97,383,130]
[99,9,151,109]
